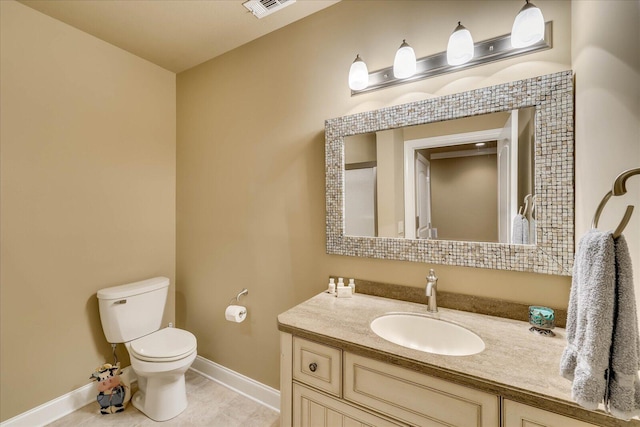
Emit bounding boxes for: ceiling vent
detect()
[242,0,296,19]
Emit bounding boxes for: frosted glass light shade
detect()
[393,40,416,79]
[348,55,369,91]
[447,22,474,66]
[511,1,545,48]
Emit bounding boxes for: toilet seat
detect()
[130,328,197,362]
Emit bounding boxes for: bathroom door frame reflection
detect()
[403,127,503,240]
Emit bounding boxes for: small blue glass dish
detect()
[529,306,555,337]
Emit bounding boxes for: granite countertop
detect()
[278,292,637,427]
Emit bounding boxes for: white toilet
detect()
[97,277,197,422]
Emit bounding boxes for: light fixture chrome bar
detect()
[351,21,552,96]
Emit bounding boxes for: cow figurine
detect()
[90,363,130,414]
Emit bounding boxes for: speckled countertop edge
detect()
[278,292,639,427]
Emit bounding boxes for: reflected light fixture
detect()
[348,54,369,91]
[511,0,545,48]
[393,40,417,79]
[446,22,474,66]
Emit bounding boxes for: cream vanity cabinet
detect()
[292,384,403,427]
[282,334,499,427]
[281,334,598,427]
[285,335,402,427]
[502,400,599,427]
[343,352,499,426]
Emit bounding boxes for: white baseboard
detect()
[0,382,95,427]
[1,358,278,426]
[0,367,137,427]
[190,355,280,412]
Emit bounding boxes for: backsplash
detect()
[334,277,567,328]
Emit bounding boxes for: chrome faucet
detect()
[425,269,438,313]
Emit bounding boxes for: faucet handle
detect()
[425,269,439,313]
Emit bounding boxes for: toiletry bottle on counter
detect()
[328,278,336,294]
[348,279,355,293]
[338,277,344,287]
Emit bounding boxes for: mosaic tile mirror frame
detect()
[325,71,574,275]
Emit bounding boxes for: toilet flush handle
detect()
[114,299,127,305]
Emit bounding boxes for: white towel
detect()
[529,218,536,244]
[560,230,640,420]
[511,214,529,244]
[511,215,522,244]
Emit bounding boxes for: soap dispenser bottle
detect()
[327,278,336,294]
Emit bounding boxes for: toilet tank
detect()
[97,277,169,343]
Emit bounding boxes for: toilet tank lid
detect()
[97,277,170,300]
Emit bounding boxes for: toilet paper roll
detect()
[225,305,247,323]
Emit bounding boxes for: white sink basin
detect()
[370,313,485,356]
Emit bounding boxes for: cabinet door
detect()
[344,352,499,427]
[503,400,600,427]
[293,384,404,427]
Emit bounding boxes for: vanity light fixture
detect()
[393,40,417,79]
[446,22,474,66]
[348,54,369,91]
[511,0,545,48]
[349,5,551,95]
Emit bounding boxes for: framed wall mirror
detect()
[326,71,574,275]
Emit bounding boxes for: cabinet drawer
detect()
[293,337,342,397]
[293,384,405,427]
[344,352,499,427]
[503,400,599,427]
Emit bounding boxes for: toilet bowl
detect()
[97,277,198,422]
[127,327,197,421]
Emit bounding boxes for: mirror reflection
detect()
[344,108,536,244]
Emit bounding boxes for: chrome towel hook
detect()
[592,167,639,238]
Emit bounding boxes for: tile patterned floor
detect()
[47,371,280,427]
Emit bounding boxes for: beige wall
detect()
[344,133,376,164]
[0,1,176,421]
[517,108,535,205]
[6,0,636,419]
[431,155,498,242]
[572,1,640,325]
[176,0,572,391]
[375,129,404,238]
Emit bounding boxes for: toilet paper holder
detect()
[228,288,248,305]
